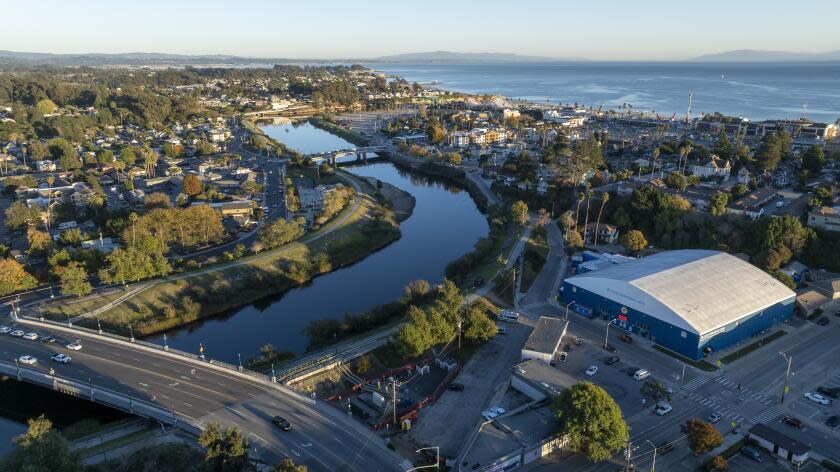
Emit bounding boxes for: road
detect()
[0,318,404,472]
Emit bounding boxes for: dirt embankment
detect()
[362,177,415,222]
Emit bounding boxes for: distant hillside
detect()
[0,50,324,68]
[693,49,840,62]
[368,51,580,64]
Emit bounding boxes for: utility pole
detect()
[624,440,633,472]
[605,318,617,350]
[392,379,397,425]
[780,351,792,404]
[646,440,657,472]
[457,318,462,350]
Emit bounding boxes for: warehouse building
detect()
[562,250,796,360]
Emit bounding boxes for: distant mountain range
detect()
[365,51,583,64]
[692,49,840,62]
[0,50,323,67]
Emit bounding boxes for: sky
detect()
[2,0,838,60]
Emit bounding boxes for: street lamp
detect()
[565,300,575,320]
[780,351,793,404]
[646,440,657,472]
[604,318,618,350]
[407,446,439,471]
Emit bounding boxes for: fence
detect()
[0,359,203,437]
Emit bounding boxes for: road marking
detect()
[139,382,149,387]
[180,376,190,380]
[291,450,300,457]
[169,382,180,387]
[183,402,193,407]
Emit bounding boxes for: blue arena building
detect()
[562,250,796,360]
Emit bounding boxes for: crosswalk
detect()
[712,376,776,406]
[681,375,710,391]
[748,406,784,425]
[685,391,746,423]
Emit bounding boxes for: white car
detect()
[655,403,673,416]
[10,329,24,337]
[804,392,830,405]
[585,365,599,377]
[51,353,71,364]
[481,409,499,421]
[22,332,39,341]
[0,326,11,334]
[18,355,37,365]
[66,342,82,351]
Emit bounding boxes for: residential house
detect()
[583,223,619,245]
[35,160,57,172]
[737,167,750,185]
[450,131,471,148]
[690,154,731,179]
[726,187,777,219]
[807,206,840,232]
[773,161,800,188]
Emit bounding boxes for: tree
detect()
[755,133,783,171]
[5,200,42,229]
[593,192,609,248]
[183,173,202,197]
[58,262,92,297]
[59,228,84,247]
[35,98,59,115]
[49,138,82,170]
[537,208,550,227]
[403,279,431,301]
[97,149,115,165]
[620,230,648,253]
[511,200,529,226]
[711,455,728,471]
[121,146,137,166]
[665,172,688,191]
[144,192,173,209]
[198,422,250,471]
[713,132,732,160]
[0,415,83,472]
[462,304,498,342]
[550,382,629,462]
[27,227,53,255]
[0,258,38,296]
[681,417,723,455]
[259,218,304,249]
[709,192,729,216]
[564,229,583,249]
[274,458,308,472]
[641,380,672,403]
[802,144,825,173]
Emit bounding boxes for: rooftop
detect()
[749,423,810,455]
[523,317,567,354]
[566,250,796,335]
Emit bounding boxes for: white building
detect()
[521,317,568,364]
[691,155,731,178]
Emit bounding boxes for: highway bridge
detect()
[0,311,405,472]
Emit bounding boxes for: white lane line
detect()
[139,382,149,387]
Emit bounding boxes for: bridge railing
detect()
[17,312,269,384]
[0,359,204,437]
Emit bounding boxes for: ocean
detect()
[367,62,840,123]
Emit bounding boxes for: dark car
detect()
[40,336,56,344]
[783,416,804,429]
[826,416,840,428]
[448,382,465,392]
[817,386,840,399]
[604,356,620,365]
[272,416,291,431]
[740,447,762,463]
[618,334,633,343]
[817,317,830,326]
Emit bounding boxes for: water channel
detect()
[148,122,489,362]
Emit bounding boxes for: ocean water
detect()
[368,62,840,123]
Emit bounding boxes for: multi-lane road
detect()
[0,318,404,471]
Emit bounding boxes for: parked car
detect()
[0,326,12,334]
[22,332,39,341]
[66,342,82,351]
[558,352,567,363]
[448,383,465,392]
[655,403,672,416]
[708,411,722,423]
[18,355,37,365]
[618,334,633,343]
[782,416,804,429]
[585,365,599,377]
[817,386,840,399]
[634,369,651,381]
[40,336,56,344]
[604,356,620,365]
[10,329,24,337]
[817,317,830,326]
[804,392,831,405]
[271,416,291,431]
[481,410,498,421]
[574,336,583,345]
[825,416,840,429]
[740,447,762,463]
[490,407,507,416]
[51,353,71,364]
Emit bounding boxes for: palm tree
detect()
[87,192,105,218]
[681,143,693,175]
[649,147,660,180]
[574,192,585,230]
[113,159,125,177]
[593,192,610,249]
[128,212,138,247]
[582,189,593,244]
[145,149,159,178]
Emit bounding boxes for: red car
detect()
[618,334,633,343]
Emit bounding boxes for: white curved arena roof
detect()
[566,250,795,336]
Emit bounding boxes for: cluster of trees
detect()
[259,218,305,249]
[550,382,629,462]
[123,205,225,252]
[314,185,354,226]
[392,279,497,359]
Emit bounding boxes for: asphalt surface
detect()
[0,318,404,472]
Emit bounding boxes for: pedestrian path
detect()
[682,376,710,391]
[747,406,784,425]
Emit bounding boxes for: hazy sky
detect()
[3,0,838,60]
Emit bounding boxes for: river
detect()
[148,123,488,362]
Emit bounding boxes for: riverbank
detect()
[308,117,370,146]
[361,177,416,222]
[386,152,491,211]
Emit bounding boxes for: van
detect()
[498,311,520,323]
[633,369,650,381]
